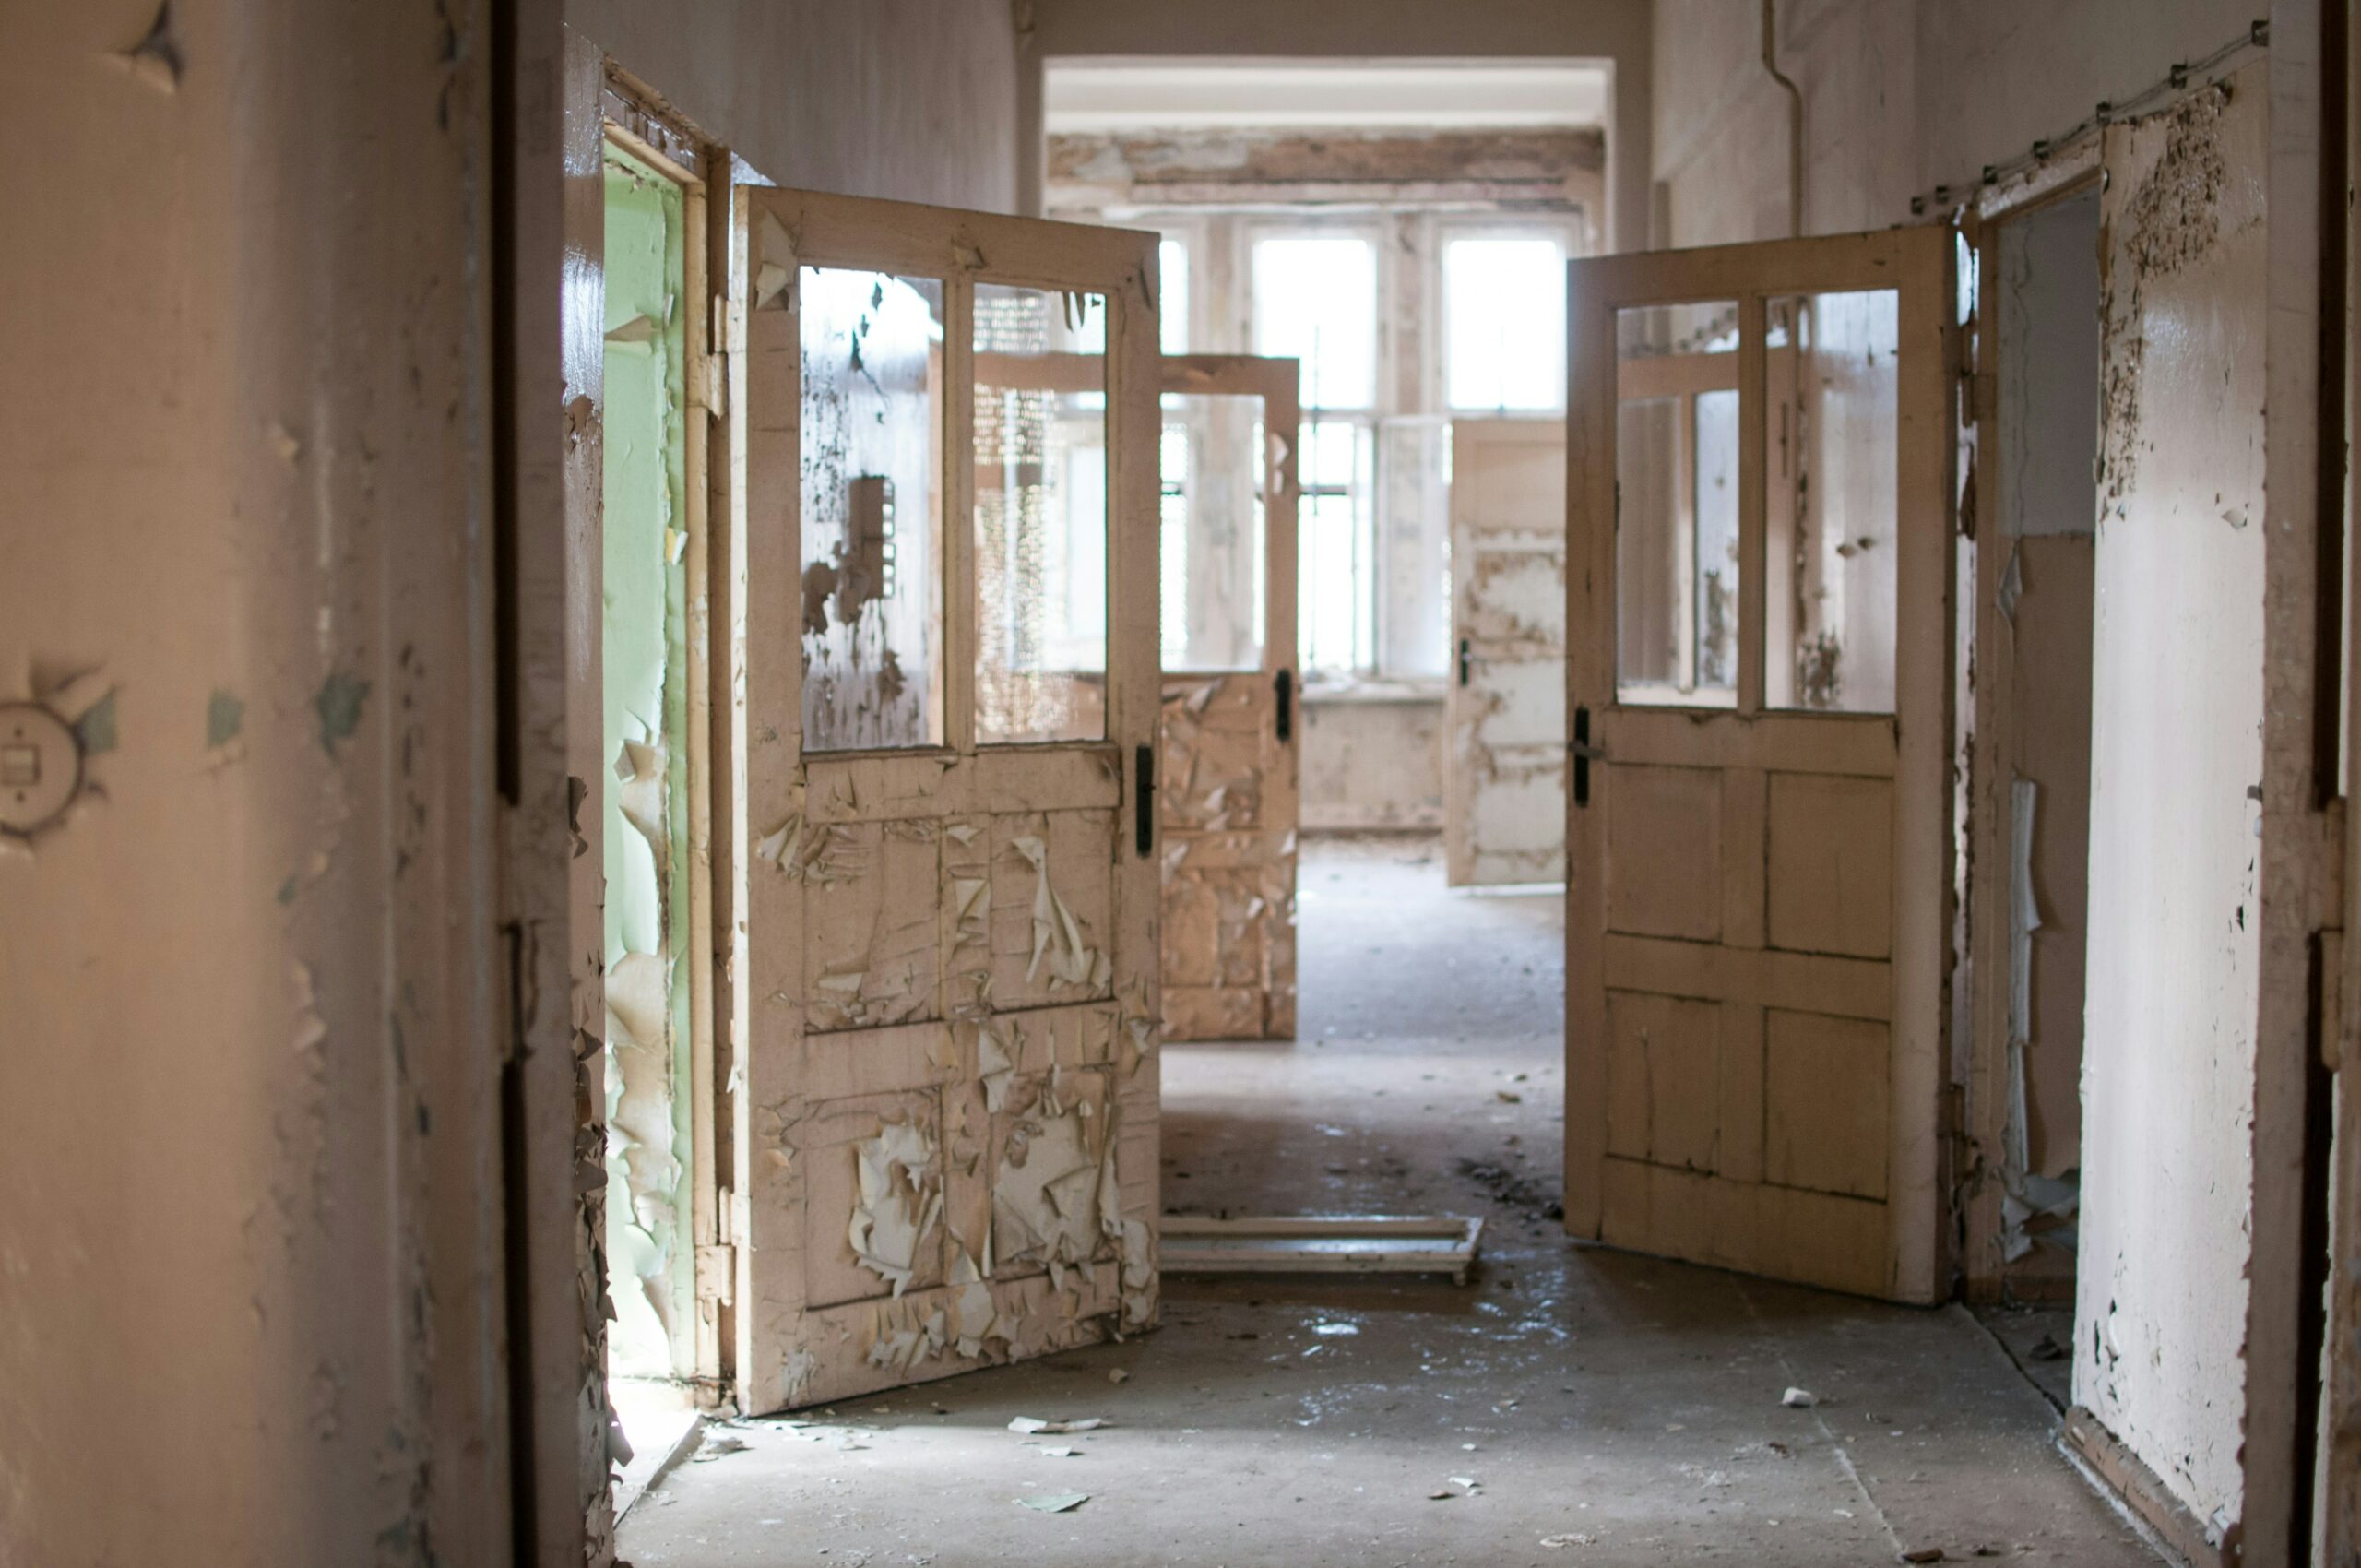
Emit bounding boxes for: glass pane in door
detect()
[1160,392,1268,672]
[1614,302,1739,708]
[974,284,1109,743]
[799,267,947,751]
[1762,289,1900,713]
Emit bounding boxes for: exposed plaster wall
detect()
[569,0,1021,210]
[1026,0,1652,249]
[1650,0,2259,244]
[1301,697,1445,832]
[1049,127,1606,219]
[0,2,507,1562]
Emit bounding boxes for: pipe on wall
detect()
[1761,0,1804,238]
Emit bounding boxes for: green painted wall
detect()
[601,144,695,1382]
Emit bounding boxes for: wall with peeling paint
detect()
[602,145,696,1380]
[2076,77,2267,1538]
[573,0,1022,212]
[1300,696,1445,832]
[0,1,509,1562]
[1651,0,2257,244]
[1026,0,1653,247]
[1648,6,2280,1541]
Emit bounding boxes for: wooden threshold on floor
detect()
[1160,1215,1483,1284]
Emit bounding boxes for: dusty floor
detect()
[621,836,2158,1567]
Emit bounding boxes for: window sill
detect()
[1301,674,1448,706]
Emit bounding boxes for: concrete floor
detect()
[620,835,2159,1567]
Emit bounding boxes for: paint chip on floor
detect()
[1015,1492,1089,1514]
[1010,1416,1106,1435]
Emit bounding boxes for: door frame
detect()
[1563,227,1958,1303]
[1956,151,2102,1305]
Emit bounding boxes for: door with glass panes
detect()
[1155,355,1301,1041]
[730,189,1163,1410]
[1564,229,1954,1302]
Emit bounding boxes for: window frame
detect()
[1435,220,1582,417]
[1245,220,1385,676]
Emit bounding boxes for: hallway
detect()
[620,838,2158,1566]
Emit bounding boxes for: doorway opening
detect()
[1964,181,2102,1386]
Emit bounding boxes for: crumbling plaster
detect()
[1024,0,1651,249]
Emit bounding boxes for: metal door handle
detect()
[1134,743,1155,857]
[1572,707,1599,806]
[1275,668,1294,744]
[1458,636,1472,687]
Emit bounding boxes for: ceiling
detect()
[1043,61,1610,134]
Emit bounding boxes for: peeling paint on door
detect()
[1446,420,1568,886]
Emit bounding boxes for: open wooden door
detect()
[1445,419,1568,887]
[1156,354,1300,1041]
[729,189,1163,1411]
[1564,229,1955,1302]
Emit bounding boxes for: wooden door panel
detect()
[987,808,1120,1007]
[1162,676,1271,830]
[1466,654,1562,748]
[1568,227,1952,1304]
[800,819,943,1029]
[1764,774,1894,959]
[1604,990,1726,1170]
[1599,1161,1892,1298]
[1156,356,1300,1042]
[733,187,1162,1411]
[1762,1009,1892,1200]
[1447,419,1569,887]
[1603,764,1725,941]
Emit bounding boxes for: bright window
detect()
[1299,419,1375,673]
[1252,235,1378,410]
[1253,233,1379,673]
[1159,424,1190,665]
[1444,235,1566,411]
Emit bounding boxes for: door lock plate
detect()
[0,703,81,837]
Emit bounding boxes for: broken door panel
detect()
[1156,355,1301,1041]
[734,188,1162,1411]
[1567,227,1953,1304]
[1445,419,1569,887]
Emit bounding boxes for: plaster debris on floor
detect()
[617,835,2161,1567]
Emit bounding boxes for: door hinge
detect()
[703,349,729,420]
[1274,668,1294,745]
[695,1243,737,1307]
